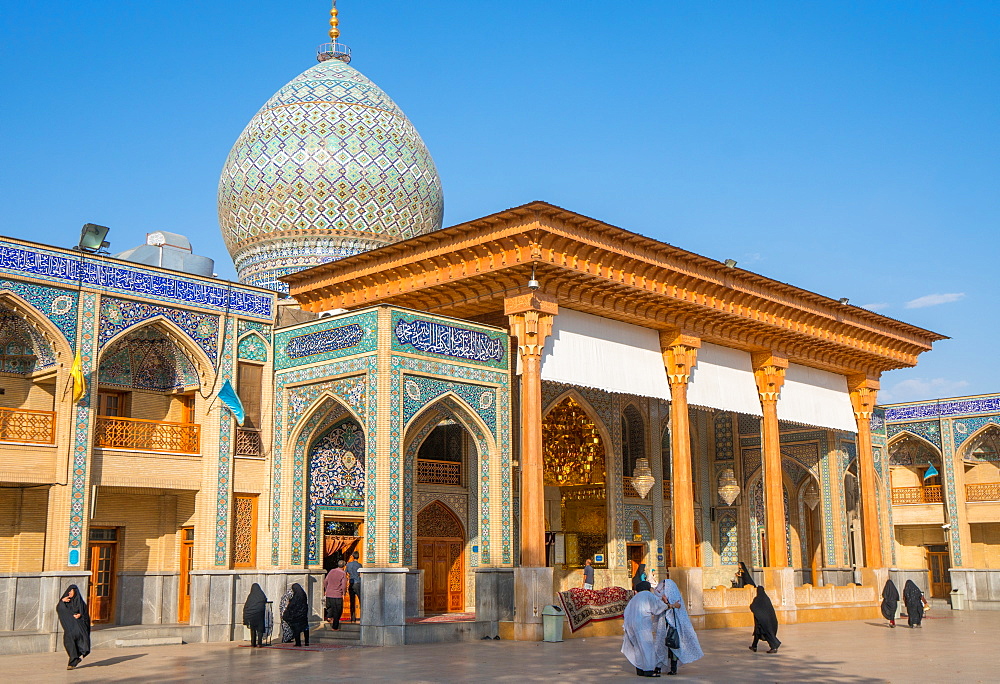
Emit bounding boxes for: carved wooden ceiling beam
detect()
[285,201,944,374]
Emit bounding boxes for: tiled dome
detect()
[218,58,444,292]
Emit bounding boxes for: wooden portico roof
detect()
[282,201,946,376]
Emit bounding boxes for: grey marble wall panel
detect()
[0,577,16,630]
[405,569,423,618]
[12,576,41,631]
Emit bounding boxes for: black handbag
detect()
[665,608,680,649]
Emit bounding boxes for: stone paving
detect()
[2,611,995,683]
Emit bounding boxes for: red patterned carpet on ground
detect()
[407,612,477,623]
[558,586,634,632]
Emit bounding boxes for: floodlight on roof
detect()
[77,223,110,253]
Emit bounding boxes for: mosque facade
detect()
[1,2,994,655]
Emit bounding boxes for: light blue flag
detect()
[924,462,939,480]
[217,379,245,426]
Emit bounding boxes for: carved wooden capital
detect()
[752,352,788,402]
[848,375,880,420]
[660,330,701,385]
[504,292,558,317]
[508,309,555,359]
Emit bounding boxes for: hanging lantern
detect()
[717,468,741,506]
[803,481,821,510]
[631,458,655,499]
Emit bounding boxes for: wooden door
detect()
[178,527,193,623]
[418,539,463,613]
[88,529,118,624]
[928,551,951,598]
[627,543,645,577]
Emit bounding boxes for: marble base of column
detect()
[359,568,408,647]
[762,567,796,612]
[668,567,704,616]
[513,566,554,641]
[476,568,515,622]
[858,567,889,592]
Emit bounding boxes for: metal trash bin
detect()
[541,604,565,642]
[950,588,966,611]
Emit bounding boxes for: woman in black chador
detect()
[881,579,900,628]
[243,583,268,647]
[902,580,926,628]
[748,586,781,654]
[57,585,91,669]
[281,583,310,646]
[736,561,757,588]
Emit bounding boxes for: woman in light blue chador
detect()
[653,578,704,676]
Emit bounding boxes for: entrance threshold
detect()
[406,612,476,624]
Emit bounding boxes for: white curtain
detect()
[687,342,762,416]
[778,363,858,433]
[539,309,670,399]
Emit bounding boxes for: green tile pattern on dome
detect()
[218,59,443,292]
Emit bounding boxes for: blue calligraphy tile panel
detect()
[0,240,272,318]
[884,395,1000,422]
[391,310,508,369]
[273,310,378,370]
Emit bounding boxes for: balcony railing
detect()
[417,459,461,486]
[966,482,1000,502]
[562,484,606,501]
[235,428,262,457]
[95,416,200,454]
[0,406,56,444]
[891,485,943,505]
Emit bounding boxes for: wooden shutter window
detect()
[231,494,258,568]
[237,362,263,429]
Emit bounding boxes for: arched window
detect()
[417,419,464,486]
[621,405,645,476]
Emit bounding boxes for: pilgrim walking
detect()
[282,583,310,646]
[57,585,91,670]
[622,581,670,677]
[653,579,704,676]
[324,560,348,630]
[881,579,900,628]
[748,586,781,653]
[903,580,927,628]
[243,583,268,647]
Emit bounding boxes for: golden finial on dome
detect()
[329,1,340,42]
[317,0,351,63]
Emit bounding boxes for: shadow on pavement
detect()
[83,653,146,668]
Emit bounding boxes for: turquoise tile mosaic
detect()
[218,58,443,292]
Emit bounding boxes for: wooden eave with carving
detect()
[283,201,946,376]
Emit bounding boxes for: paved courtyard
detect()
[2,611,995,683]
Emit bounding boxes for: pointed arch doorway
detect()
[416,501,465,613]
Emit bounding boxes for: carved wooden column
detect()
[849,376,884,569]
[506,292,557,568]
[753,353,789,568]
[661,331,700,568]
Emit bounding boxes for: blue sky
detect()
[1,1,997,404]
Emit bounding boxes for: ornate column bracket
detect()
[505,292,557,360]
[752,352,788,568]
[505,292,557,570]
[752,352,788,402]
[659,330,700,568]
[849,374,884,568]
[660,331,701,385]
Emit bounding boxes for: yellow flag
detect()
[70,351,86,403]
